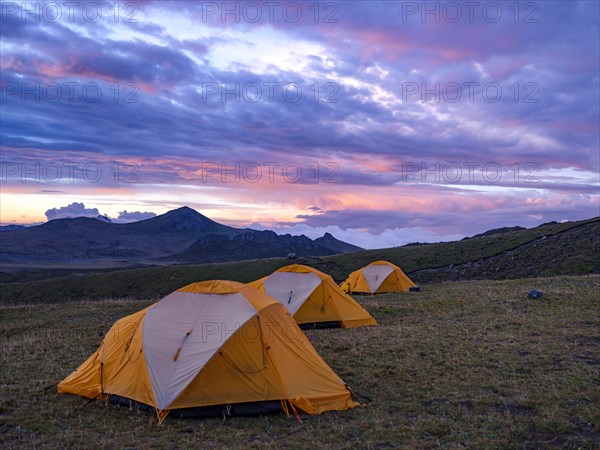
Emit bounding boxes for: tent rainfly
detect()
[340,260,418,294]
[57,280,359,421]
[248,264,377,329]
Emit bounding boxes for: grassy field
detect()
[1,275,598,448]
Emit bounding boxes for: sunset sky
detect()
[1,1,598,248]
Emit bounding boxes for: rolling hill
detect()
[1,216,598,304]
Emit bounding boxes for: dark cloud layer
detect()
[1,1,598,237]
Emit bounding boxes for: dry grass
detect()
[1,276,599,448]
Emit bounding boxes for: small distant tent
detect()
[248,264,377,329]
[57,280,358,420]
[341,260,417,294]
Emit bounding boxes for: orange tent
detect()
[58,280,358,420]
[341,260,417,294]
[248,264,377,329]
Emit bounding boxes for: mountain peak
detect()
[155,206,228,233]
[166,206,203,216]
[315,232,363,253]
[175,206,195,212]
[162,206,212,221]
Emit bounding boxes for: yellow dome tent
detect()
[340,260,418,294]
[57,280,358,421]
[248,264,377,329]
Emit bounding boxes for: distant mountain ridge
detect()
[0,225,26,232]
[314,232,362,254]
[166,229,362,264]
[2,216,597,304]
[0,206,362,267]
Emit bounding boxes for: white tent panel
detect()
[362,264,395,293]
[142,291,256,410]
[262,271,322,315]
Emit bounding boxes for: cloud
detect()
[2,1,598,233]
[115,210,157,223]
[290,200,599,238]
[251,221,463,249]
[43,203,158,223]
[45,202,100,221]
